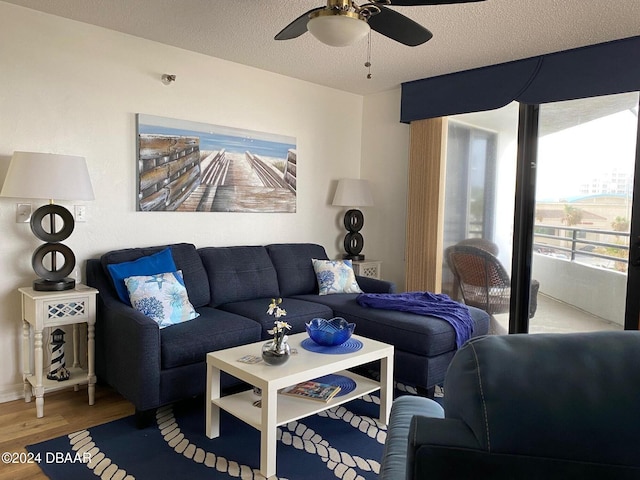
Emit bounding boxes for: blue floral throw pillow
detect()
[312,259,363,296]
[124,270,199,328]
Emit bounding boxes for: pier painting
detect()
[136,114,297,212]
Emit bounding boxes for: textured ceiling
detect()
[4,0,640,95]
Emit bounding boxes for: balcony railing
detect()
[533,224,629,272]
[532,224,628,327]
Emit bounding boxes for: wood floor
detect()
[0,385,133,480]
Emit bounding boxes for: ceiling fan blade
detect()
[275,7,324,40]
[390,0,486,5]
[368,6,433,46]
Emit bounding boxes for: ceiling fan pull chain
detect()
[365,30,373,79]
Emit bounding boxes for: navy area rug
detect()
[28,384,432,480]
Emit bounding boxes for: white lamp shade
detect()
[308,14,370,47]
[332,178,374,207]
[1,151,94,201]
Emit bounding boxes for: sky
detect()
[536,109,638,201]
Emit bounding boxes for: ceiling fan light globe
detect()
[308,14,370,47]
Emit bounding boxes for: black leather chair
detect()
[380,331,640,479]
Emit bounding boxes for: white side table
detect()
[352,260,382,279]
[19,284,98,418]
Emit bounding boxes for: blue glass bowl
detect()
[305,317,356,346]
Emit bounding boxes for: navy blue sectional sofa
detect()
[85,242,489,420]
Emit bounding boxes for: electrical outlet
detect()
[74,205,87,222]
[16,203,32,223]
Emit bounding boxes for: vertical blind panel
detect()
[401,35,640,123]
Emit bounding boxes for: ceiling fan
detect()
[274,0,487,47]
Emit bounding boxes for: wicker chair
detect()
[456,237,500,256]
[445,244,539,319]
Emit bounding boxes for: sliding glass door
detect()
[442,92,640,333]
[530,92,640,333]
[441,103,519,334]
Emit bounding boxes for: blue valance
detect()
[400,35,640,123]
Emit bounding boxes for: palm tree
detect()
[611,216,630,232]
[561,204,583,226]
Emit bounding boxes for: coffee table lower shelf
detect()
[212,370,379,430]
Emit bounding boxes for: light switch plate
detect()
[74,205,87,222]
[16,203,32,223]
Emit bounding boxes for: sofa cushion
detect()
[160,306,262,369]
[199,246,280,306]
[125,270,199,328]
[101,243,210,308]
[312,259,363,295]
[293,294,489,357]
[266,243,329,296]
[218,297,333,337]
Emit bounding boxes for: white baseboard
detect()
[0,384,26,403]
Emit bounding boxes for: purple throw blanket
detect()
[356,291,474,348]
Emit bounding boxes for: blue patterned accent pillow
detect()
[124,270,199,328]
[107,247,177,305]
[312,259,363,296]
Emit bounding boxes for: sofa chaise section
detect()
[266,242,489,391]
[295,292,489,390]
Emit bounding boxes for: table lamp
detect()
[1,151,94,291]
[332,178,374,260]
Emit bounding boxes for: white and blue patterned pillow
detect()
[124,270,199,328]
[312,259,363,296]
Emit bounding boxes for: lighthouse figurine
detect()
[47,328,70,381]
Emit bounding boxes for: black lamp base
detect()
[33,278,76,292]
[342,209,366,261]
[30,203,77,293]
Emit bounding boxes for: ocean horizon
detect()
[138,124,295,159]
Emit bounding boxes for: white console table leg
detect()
[73,324,80,391]
[87,322,95,405]
[23,321,32,402]
[34,329,44,418]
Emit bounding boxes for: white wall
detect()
[532,254,626,326]
[361,89,410,292]
[0,2,373,401]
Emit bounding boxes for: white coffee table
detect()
[205,332,394,479]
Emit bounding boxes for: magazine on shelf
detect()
[280,381,341,403]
